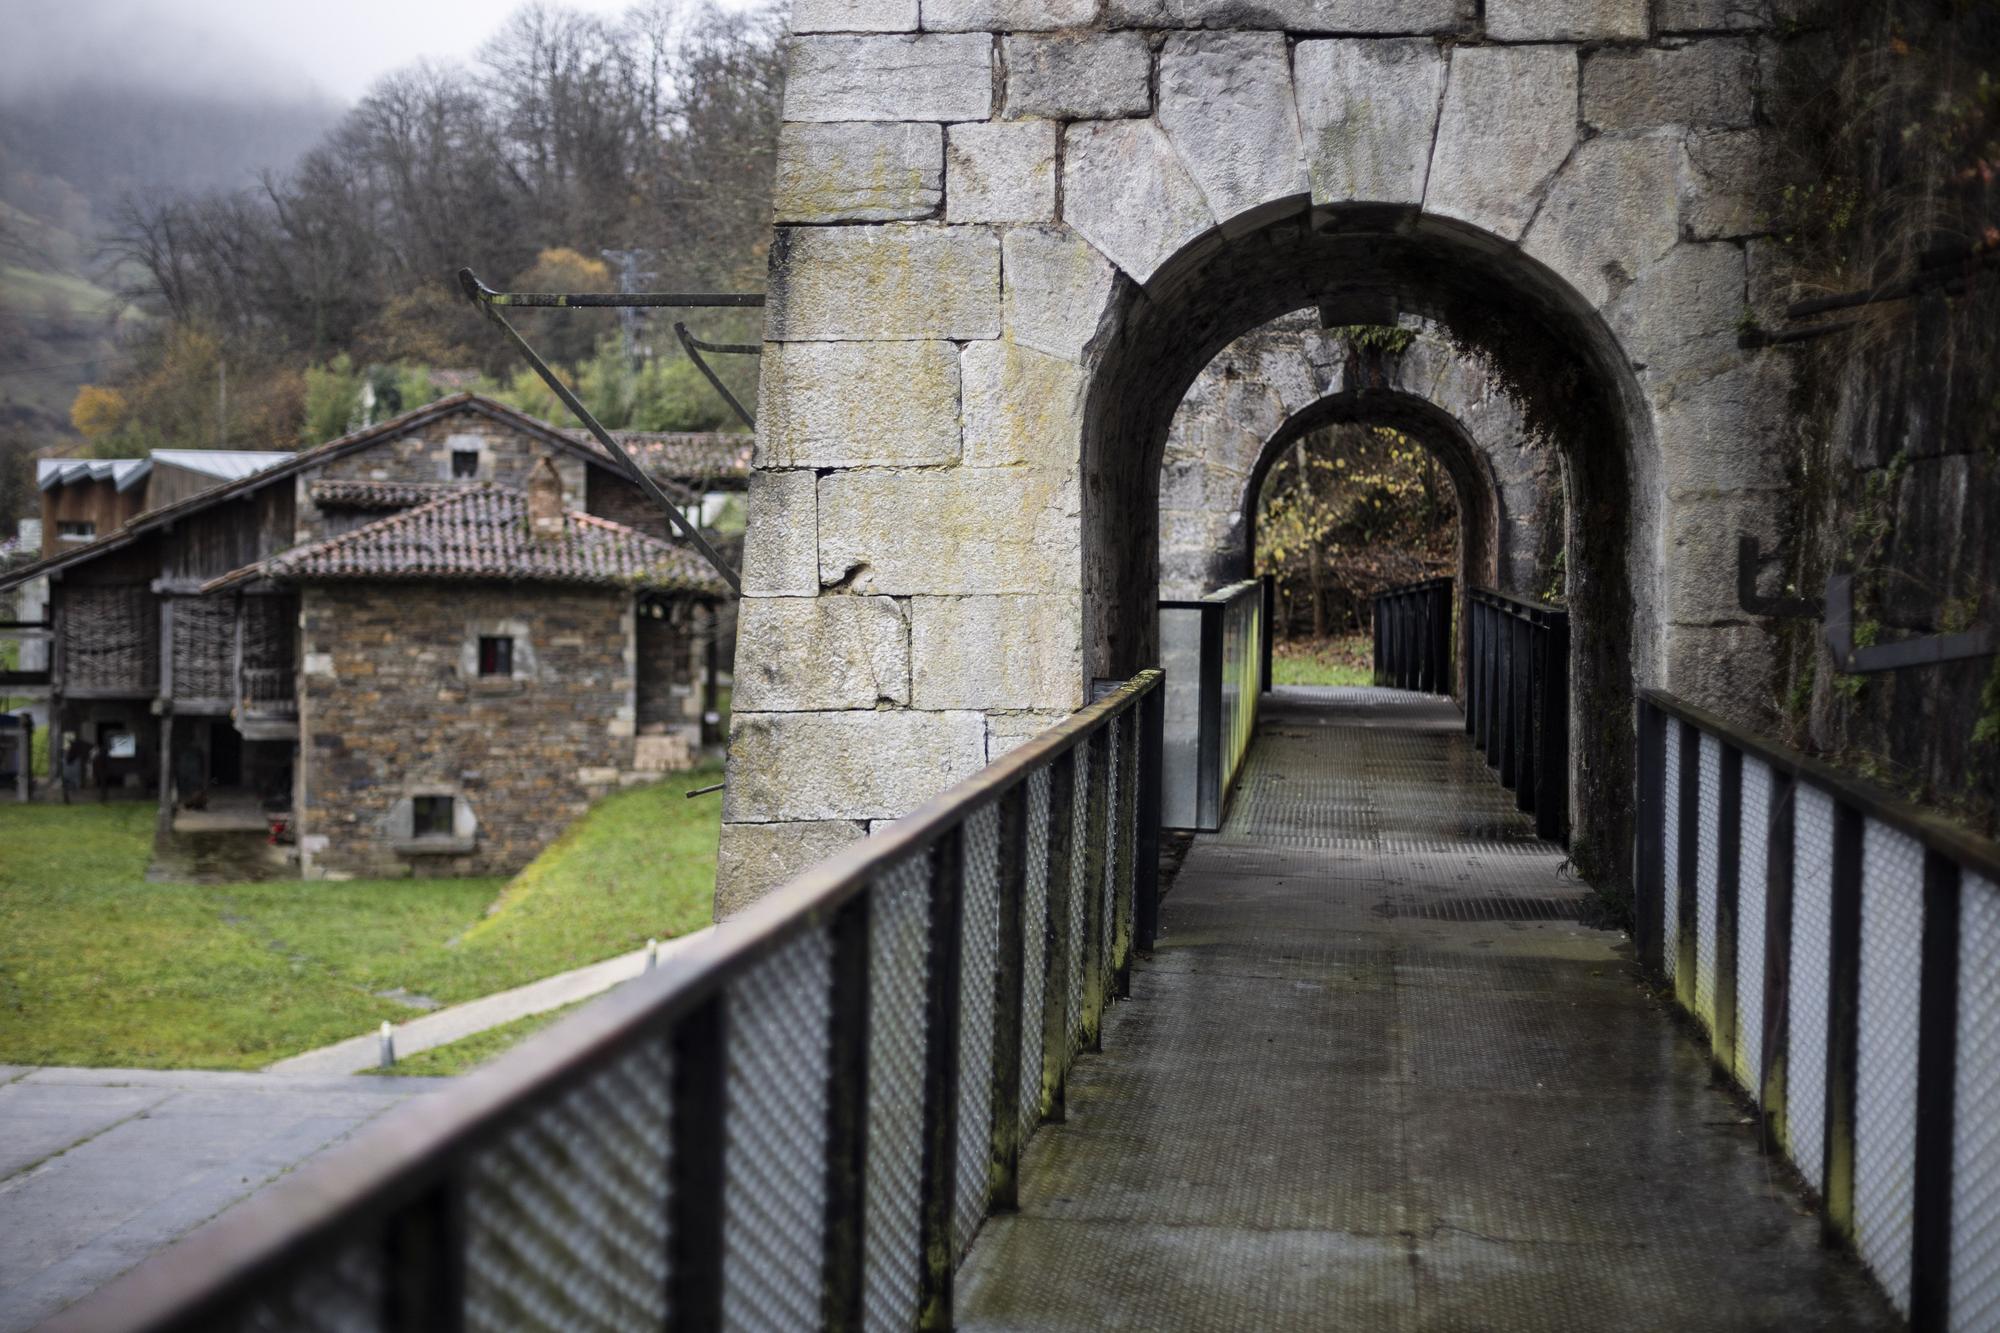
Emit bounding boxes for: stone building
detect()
[208,474,728,877]
[0,393,743,876]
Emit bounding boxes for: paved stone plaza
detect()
[0,1068,439,1332]
[956,689,1895,1329]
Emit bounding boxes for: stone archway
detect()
[1157,315,1563,609]
[723,7,1790,903]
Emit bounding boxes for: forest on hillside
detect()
[0,1,784,524]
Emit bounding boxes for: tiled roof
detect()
[308,479,462,510]
[219,486,728,595]
[573,432,753,484]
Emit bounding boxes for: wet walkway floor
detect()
[956,687,1895,1331]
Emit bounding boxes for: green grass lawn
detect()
[1272,633,1375,688]
[0,767,721,1070]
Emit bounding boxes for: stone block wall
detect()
[726,0,1800,903]
[296,581,645,878]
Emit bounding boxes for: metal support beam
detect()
[457,268,742,594]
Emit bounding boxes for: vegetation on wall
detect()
[1764,0,2000,833]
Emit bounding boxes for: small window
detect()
[57,521,95,542]
[412,795,455,838]
[451,449,479,479]
[477,636,514,678]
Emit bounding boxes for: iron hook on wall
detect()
[1823,570,1997,673]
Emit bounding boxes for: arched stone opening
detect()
[1082,210,1654,881]
[1238,394,1495,686]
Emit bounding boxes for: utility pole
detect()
[217,359,227,448]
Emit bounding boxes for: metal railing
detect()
[1371,576,1453,694]
[1636,690,2000,1330]
[1466,588,1569,844]
[48,670,1165,1333]
[239,667,297,717]
[1160,580,1263,831]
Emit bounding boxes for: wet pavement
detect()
[0,1066,440,1331]
[956,687,1895,1331]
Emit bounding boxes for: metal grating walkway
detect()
[955,687,1896,1330]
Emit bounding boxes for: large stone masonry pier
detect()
[719,0,1801,909]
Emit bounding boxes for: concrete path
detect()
[956,687,1895,1330]
[267,927,713,1077]
[0,1066,441,1332]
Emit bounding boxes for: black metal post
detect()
[1260,574,1275,695]
[1676,722,1701,1009]
[1714,746,1743,1075]
[1909,849,1962,1331]
[1513,612,1535,801]
[1112,719,1137,997]
[384,1175,465,1333]
[668,998,727,1326]
[1464,599,1480,736]
[1373,597,1385,685]
[1634,700,1666,976]
[1135,680,1164,954]
[918,828,966,1331]
[1537,614,1569,844]
[1496,609,1517,790]
[1822,801,1864,1247]
[823,896,871,1331]
[989,785,1028,1214]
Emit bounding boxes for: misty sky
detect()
[2,0,770,105]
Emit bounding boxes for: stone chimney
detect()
[528,456,564,540]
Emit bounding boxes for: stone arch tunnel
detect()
[722,3,1778,896]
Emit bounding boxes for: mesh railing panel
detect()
[1853,820,1925,1315]
[1788,782,1837,1190]
[1735,759,1773,1094]
[1695,734,1723,1031]
[464,1040,673,1332]
[1662,722,1681,984]
[229,1238,384,1333]
[1067,751,1089,1059]
[1956,872,2000,1333]
[865,857,931,1333]
[722,927,833,1332]
[1021,767,1051,1132]
[955,803,1001,1254]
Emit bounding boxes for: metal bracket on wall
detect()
[1736,536,1822,618]
[672,322,760,432]
[1737,247,1999,349]
[1823,571,1997,673]
[457,267,759,594]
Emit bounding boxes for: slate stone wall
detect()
[296,581,654,878]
